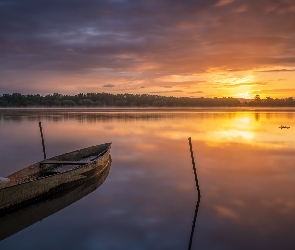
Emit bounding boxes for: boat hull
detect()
[0,143,111,211]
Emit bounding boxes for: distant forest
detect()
[0,93,295,107]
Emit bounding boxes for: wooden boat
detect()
[0,160,111,241]
[0,142,111,211]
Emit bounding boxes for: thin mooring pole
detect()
[39,121,46,160]
[188,137,201,198]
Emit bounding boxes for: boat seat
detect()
[39,160,92,165]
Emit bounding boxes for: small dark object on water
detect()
[279,125,290,129]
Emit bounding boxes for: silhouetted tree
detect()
[0,92,294,107]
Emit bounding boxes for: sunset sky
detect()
[1,0,295,98]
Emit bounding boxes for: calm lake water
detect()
[0,108,295,250]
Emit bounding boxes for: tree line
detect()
[0,93,294,107]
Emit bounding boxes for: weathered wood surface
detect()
[0,143,112,210]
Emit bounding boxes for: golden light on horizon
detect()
[197,71,257,98]
[210,74,256,85]
[235,91,251,99]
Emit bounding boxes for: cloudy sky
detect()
[1,0,295,98]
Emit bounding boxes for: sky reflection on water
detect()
[0,109,295,249]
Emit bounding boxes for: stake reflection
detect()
[188,197,201,250]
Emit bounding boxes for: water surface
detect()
[0,108,295,250]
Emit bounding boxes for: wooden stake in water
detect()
[188,137,201,198]
[39,121,46,160]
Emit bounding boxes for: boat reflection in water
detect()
[0,156,111,241]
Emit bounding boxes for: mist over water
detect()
[1,109,295,250]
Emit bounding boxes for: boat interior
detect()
[1,143,110,188]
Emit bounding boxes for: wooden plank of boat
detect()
[0,142,112,211]
[40,160,91,165]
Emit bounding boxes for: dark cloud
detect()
[191,91,204,94]
[260,88,295,93]
[150,90,184,94]
[225,82,267,88]
[226,69,244,72]
[103,84,115,88]
[257,69,295,73]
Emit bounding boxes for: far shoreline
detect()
[1,107,295,113]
